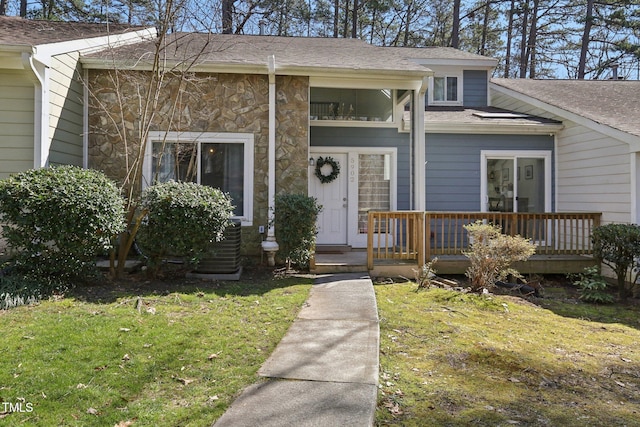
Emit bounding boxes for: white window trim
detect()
[143,131,254,226]
[428,73,463,106]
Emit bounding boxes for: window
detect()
[428,74,462,105]
[434,77,457,102]
[310,88,394,122]
[144,132,254,225]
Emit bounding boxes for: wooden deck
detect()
[366,211,601,276]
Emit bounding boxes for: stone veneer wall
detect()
[88,70,309,256]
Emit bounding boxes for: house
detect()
[3,18,631,274]
[82,33,573,263]
[0,16,154,179]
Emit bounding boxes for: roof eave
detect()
[412,58,498,68]
[402,118,564,134]
[35,27,156,60]
[81,58,433,80]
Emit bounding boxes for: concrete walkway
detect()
[213,273,379,427]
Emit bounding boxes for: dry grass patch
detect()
[375,280,640,426]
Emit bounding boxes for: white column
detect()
[261,55,279,265]
[413,78,428,211]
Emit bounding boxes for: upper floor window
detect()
[310,88,394,122]
[434,76,458,102]
[428,73,462,106]
[143,132,254,225]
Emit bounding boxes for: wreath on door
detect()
[314,156,341,184]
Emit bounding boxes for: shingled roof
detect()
[0,16,146,47]
[82,32,441,77]
[492,78,640,139]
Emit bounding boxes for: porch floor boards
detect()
[311,251,597,277]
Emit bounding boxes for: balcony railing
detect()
[367,211,602,270]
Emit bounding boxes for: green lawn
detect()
[4,271,640,427]
[375,279,640,426]
[0,271,312,426]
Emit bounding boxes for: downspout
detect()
[22,49,49,169]
[261,55,279,266]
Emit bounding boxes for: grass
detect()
[375,279,640,426]
[0,268,312,426]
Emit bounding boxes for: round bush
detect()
[137,181,234,274]
[0,166,125,283]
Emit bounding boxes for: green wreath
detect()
[314,156,341,184]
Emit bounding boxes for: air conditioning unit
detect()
[190,219,242,279]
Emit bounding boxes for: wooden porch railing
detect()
[367,211,602,270]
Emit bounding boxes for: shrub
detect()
[137,181,233,276]
[571,266,614,304]
[463,221,536,292]
[414,258,438,290]
[274,194,322,269]
[591,223,640,300]
[0,166,125,290]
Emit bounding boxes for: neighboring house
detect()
[0,16,154,179]
[490,79,640,226]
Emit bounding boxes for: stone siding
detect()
[88,70,309,256]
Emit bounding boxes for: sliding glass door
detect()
[483,151,551,213]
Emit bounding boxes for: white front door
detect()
[310,148,397,248]
[310,153,348,245]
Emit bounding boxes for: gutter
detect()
[261,55,279,266]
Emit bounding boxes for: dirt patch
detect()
[67,262,280,304]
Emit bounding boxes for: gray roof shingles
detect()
[83,33,438,75]
[0,15,146,47]
[492,78,640,138]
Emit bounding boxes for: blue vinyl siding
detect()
[463,70,488,107]
[425,133,554,211]
[310,127,411,210]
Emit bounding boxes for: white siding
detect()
[48,52,83,166]
[492,91,631,224]
[0,70,34,179]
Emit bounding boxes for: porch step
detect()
[311,250,368,274]
[315,245,352,254]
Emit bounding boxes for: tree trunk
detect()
[403,0,412,46]
[343,0,350,38]
[352,0,358,38]
[526,0,539,78]
[452,0,460,48]
[0,0,7,16]
[504,0,515,77]
[20,0,27,17]
[577,0,594,79]
[518,0,529,78]
[222,0,234,34]
[480,2,491,55]
[333,0,339,37]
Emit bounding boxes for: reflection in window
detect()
[201,143,244,216]
[152,141,245,217]
[310,88,393,121]
[358,154,391,233]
